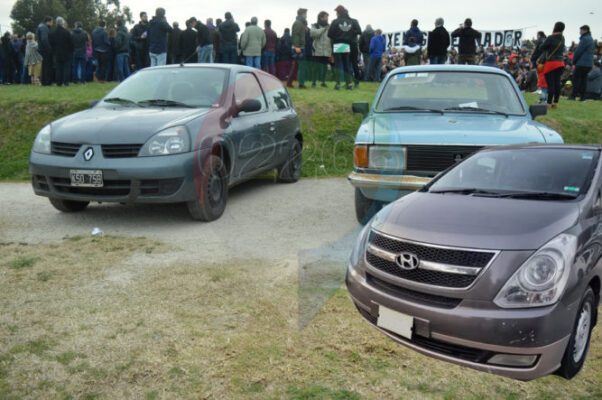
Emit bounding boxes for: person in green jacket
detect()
[240,17,266,69]
[287,8,308,89]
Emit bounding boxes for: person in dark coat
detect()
[92,20,110,81]
[36,16,54,85]
[585,59,602,100]
[212,18,222,63]
[148,7,173,66]
[1,32,15,84]
[276,28,293,80]
[328,5,361,90]
[114,19,130,81]
[131,12,149,70]
[71,22,88,83]
[197,20,212,63]
[359,25,374,81]
[451,18,482,64]
[49,17,74,86]
[570,25,595,101]
[404,19,424,46]
[180,19,198,63]
[539,21,566,108]
[167,22,181,64]
[218,12,240,64]
[530,31,547,67]
[427,18,449,64]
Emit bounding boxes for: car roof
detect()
[388,64,509,75]
[141,63,260,74]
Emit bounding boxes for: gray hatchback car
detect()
[347,145,601,380]
[29,64,302,221]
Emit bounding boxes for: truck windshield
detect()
[376,71,525,115]
[429,148,599,199]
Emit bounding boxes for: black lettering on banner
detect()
[514,30,523,47]
[393,32,400,48]
[494,32,504,47]
[386,33,393,49]
[482,32,492,48]
[504,30,514,48]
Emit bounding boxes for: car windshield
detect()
[429,148,599,199]
[103,67,228,108]
[376,71,525,115]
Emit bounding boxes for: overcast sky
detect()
[1,0,600,43]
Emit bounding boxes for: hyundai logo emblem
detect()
[454,154,463,163]
[395,252,420,271]
[84,147,94,161]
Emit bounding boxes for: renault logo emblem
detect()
[84,147,94,161]
[396,252,420,271]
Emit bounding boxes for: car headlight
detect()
[494,234,577,309]
[32,124,51,154]
[368,146,406,170]
[139,126,191,157]
[350,220,373,266]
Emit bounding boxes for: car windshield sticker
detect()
[582,153,594,160]
[459,102,479,108]
[564,186,580,193]
[395,74,406,79]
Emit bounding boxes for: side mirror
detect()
[90,100,99,108]
[236,99,262,115]
[529,104,547,119]
[352,102,370,116]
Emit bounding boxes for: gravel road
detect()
[0,178,361,266]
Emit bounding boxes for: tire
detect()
[277,139,302,183]
[187,155,229,222]
[355,188,382,225]
[556,287,596,379]
[49,198,90,212]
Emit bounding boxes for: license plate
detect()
[70,170,104,187]
[377,306,414,339]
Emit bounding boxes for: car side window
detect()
[258,75,291,112]
[234,73,268,115]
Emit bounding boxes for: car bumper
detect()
[348,172,431,202]
[345,264,573,381]
[29,149,198,204]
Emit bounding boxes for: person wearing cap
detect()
[539,22,566,108]
[328,5,361,90]
[288,8,308,88]
[570,25,595,101]
[451,18,482,65]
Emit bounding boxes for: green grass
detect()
[0,83,601,181]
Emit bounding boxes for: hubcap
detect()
[208,170,223,205]
[291,144,301,172]
[573,302,592,363]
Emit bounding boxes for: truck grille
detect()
[406,145,483,175]
[102,144,143,158]
[51,142,81,157]
[366,231,496,289]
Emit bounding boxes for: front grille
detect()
[367,274,462,309]
[370,232,494,268]
[51,142,81,157]
[406,145,482,174]
[366,232,496,289]
[51,177,130,196]
[102,144,143,158]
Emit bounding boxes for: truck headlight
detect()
[368,146,406,170]
[494,234,577,309]
[139,126,191,157]
[32,124,52,154]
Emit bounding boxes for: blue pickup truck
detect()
[349,65,563,223]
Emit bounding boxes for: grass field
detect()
[1,237,601,400]
[1,82,601,181]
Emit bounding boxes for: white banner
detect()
[383,29,524,50]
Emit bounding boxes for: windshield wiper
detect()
[138,99,195,108]
[429,188,503,196]
[383,106,444,114]
[443,106,509,117]
[104,97,143,107]
[498,192,578,200]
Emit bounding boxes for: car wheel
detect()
[355,188,382,225]
[556,287,596,379]
[187,155,229,222]
[49,198,90,212]
[277,139,302,183]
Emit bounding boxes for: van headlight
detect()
[139,126,191,156]
[32,125,52,154]
[494,234,577,309]
[368,146,406,170]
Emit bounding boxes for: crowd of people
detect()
[0,5,601,103]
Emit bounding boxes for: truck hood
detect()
[49,106,207,144]
[371,114,547,145]
[372,192,580,251]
